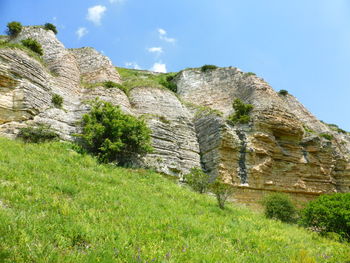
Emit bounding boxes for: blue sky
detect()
[1,0,349,130]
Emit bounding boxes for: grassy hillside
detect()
[0,138,349,263]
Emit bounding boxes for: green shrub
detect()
[0,41,44,64]
[6,21,22,37]
[245,72,256,77]
[52,93,63,108]
[228,98,253,124]
[279,89,288,96]
[158,74,177,92]
[210,180,234,209]
[77,99,153,165]
[18,124,59,143]
[115,84,129,94]
[102,81,129,94]
[21,38,43,56]
[201,65,218,72]
[103,81,119,89]
[303,125,315,133]
[263,193,297,223]
[301,193,350,241]
[44,23,57,34]
[319,133,333,141]
[327,123,348,134]
[184,167,211,194]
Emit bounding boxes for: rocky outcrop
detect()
[0,27,201,175]
[176,68,350,203]
[129,87,201,175]
[70,47,121,84]
[10,26,81,91]
[0,27,349,203]
[0,48,52,124]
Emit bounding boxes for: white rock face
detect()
[0,27,349,200]
[10,26,81,90]
[70,47,121,84]
[0,49,52,124]
[0,26,201,175]
[130,87,201,175]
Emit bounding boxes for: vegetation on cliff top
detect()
[21,38,43,56]
[0,41,45,64]
[115,67,177,93]
[0,138,349,262]
[82,68,177,94]
[6,21,22,37]
[44,23,58,34]
[200,64,218,72]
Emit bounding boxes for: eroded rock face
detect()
[70,47,121,84]
[176,68,350,202]
[129,87,201,175]
[0,49,52,125]
[0,27,201,175]
[10,26,81,91]
[0,27,349,202]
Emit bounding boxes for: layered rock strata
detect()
[176,68,350,202]
[0,27,200,175]
[0,27,349,202]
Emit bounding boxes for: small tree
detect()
[77,99,153,165]
[103,81,118,89]
[301,193,350,241]
[210,180,234,209]
[279,89,288,96]
[158,74,177,92]
[6,21,22,37]
[44,23,58,34]
[201,65,218,72]
[263,193,297,223]
[52,94,63,108]
[21,38,43,56]
[184,168,211,194]
[228,98,253,124]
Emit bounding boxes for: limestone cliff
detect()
[0,26,200,176]
[0,26,349,203]
[176,68,350,202]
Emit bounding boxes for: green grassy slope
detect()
[0,138,349,263]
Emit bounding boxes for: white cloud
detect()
[125,62,141,70]
[147,47,163,54]
[86,5,107,26]
[150,62,167,73]
[109,0,124,3]
[162,36,176,43]
[158,28,176,43]
[76,27,88,39]
[158,28,166,35]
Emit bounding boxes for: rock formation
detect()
[176,69,350,202]
[0,26,349,203]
